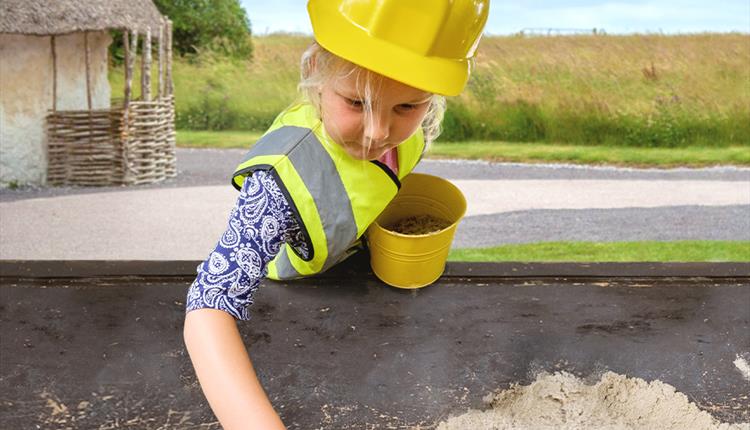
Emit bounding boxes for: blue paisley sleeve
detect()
[185,170,309,321]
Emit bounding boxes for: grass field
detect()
[426,141,750,167]
[448,241,750,262]
[176,130,750,167]
[112,33,750,148]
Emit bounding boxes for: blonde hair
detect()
[297,42,446,149]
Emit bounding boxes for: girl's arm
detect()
[184,170,308,429]
[184,308,285,429]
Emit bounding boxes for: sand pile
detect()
[437,371,749,430]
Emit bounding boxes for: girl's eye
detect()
[345,98,364,108]
[398,104,417,111]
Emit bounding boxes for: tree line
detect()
[111,0,253,63]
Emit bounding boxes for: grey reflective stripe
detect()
[241,126,357,279]
[273,246,301,279]
[239,126,309,160]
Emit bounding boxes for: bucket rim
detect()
[398,173,467,215]
[370,219,458,238]
[370,173,466,238]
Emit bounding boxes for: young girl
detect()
[183,1,489,428]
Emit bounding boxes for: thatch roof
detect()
[1,0,165,36]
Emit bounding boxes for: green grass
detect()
[176,130,750,167]
[177,130,263,148]
[428,141,750,167]
[113,33,750,147]
[448,241,750,262]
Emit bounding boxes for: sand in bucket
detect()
[367,173,466,288]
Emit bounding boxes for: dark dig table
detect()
[1,259,748,429]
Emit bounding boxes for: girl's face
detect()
[319,71,432,161]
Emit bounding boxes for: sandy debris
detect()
[734,354,750,382]
[389,215,451,235]
[436,371,749,430]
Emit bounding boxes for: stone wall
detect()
[0,31,112,187]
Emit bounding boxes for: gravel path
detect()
[1,148,748,203]
[1,148,748,258]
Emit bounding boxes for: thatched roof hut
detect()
[0,0,176,187]
[0,0,164,35]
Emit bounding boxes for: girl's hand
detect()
[184,309,286,430]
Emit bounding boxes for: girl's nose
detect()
[364,113,390,144]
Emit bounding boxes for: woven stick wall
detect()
[46,20,176,186]
[46,109,125,186]
[124,96,176,185]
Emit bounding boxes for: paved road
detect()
[2,148,749,202]
[0,148,748,259]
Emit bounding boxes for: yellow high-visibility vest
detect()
[232,103,425,280]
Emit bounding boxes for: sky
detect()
[240,0,750,35]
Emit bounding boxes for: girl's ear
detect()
[309,52,317,74]
[302,50,318,80]
[305,52,318,79]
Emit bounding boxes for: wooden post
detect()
[158,22,164,99]
[123,31,131,110]
[84,31,92,110]
[50,35,57,112]
[125,30,137,122]
[122,30,138,183]
[84,31,93,182]
[141,29,152,101]
[166,19,173,96]
[49,34,60,185]
[128,30,138,95]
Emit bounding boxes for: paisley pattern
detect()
[186,171,309,320]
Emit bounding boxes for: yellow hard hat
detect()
[307,0,490,96]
